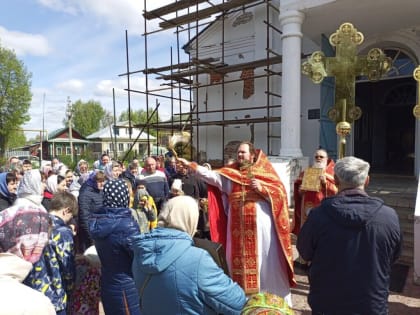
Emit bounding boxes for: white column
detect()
[414,178,420,284]
[279,10,304,157]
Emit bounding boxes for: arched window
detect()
[384,48,417,77]
[357,48,416,81]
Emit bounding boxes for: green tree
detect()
[63,99,106,137]
[0,45,32,155]
[118,109,160,136]
[8,129,26,148]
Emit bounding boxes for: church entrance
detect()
[354,77,416,175]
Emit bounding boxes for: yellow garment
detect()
[146,196,158,230]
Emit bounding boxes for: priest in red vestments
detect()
[178,141,296,306]
[292,149,337,235]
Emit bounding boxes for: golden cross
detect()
[302,22,392,158]
[413,66,420,119]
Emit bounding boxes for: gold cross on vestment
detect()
[302,22,392,158]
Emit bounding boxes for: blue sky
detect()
[0,0,198,139]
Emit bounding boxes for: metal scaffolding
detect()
[120,0,290,164]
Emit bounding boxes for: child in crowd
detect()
[25,191,79,315]
[132,185,158,233]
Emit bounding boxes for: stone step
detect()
[398,248,414,266]
[400,220,414,234]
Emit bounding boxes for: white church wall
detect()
[300,75,322,157]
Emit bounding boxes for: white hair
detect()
[334,156,370,187]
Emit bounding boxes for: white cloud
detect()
[0,26,51,57]
[37,0,146,30]
[18,0,214,137]
[37,0,79,15]
[55,79,84,93]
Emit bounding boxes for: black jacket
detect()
[297,188,402,315]
[77,178,104,252]
[0,193,16,211]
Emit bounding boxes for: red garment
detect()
[43,190,53,199]
[292,159,337,235]
[208,150,295,294]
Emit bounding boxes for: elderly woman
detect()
[0,170,55,314]
[131,195,246,315]
[1,169,49,263]
[89,179,141,315]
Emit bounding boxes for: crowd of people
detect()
[0,145,402,315]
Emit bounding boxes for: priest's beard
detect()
[238,159,253,169]
[313,159,327,169]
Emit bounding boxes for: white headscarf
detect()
[17,169,43,205]
[46,175,59,194]
[104,161,119,180]
[158,195,199,237]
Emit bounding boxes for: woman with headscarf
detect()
[1,169,49,263]
[131,195,246,315]
[104,161,122,181]
[42,174,67,210]
[0,170,55,314]
[68,159,90,199]
[89,179,141,315]
[0,172,18,211]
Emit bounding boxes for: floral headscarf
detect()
[0,205,49,263]
[103,179,129,208]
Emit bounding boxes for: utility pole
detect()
[66,97,74,162]
[41,93,45,163]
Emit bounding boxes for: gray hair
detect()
[334,156,370,187]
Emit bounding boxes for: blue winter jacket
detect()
[89,206,141,315]
[297,189,402,315]
[132,227,247,315]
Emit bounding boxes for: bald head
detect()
[144,157,157,174]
